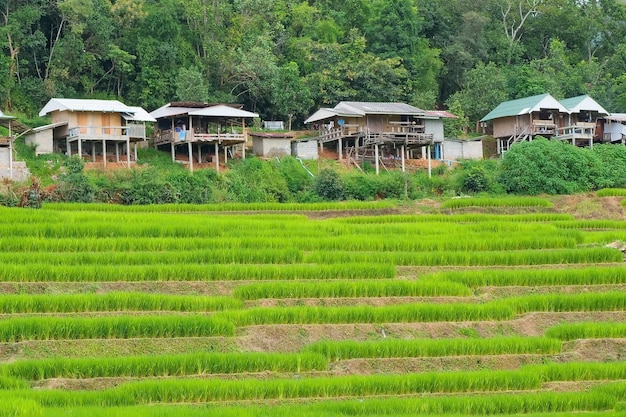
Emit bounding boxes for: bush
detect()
[49,156,95,203]
[498,138,605,195]
[315,168,344,200]
[592,144,626,188]
[222,158,290,202]
[343,173,378,200]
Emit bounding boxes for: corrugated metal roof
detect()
[336,101,425,115]
[123,106,157,122]
[188,105,258,118]
[0,110,15,120]
[29,122,68,132]
[424,110,458,119]
[560,95,609,115]
[604,113,626,122]
[480,94,569,122]
[304,102,429,124]
[39,98,134,116]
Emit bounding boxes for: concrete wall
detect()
[424,119,445,142]
[0,147,9,167]
[252,137,291,157]
[443,139,483,160]
[291,140,318,160]
[25,129,54,155]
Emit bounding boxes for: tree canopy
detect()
[2,0,626,127]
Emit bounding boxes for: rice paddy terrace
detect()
[0,196,626,417]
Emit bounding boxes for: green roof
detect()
[559,95,608,115]
[480,93,568,122]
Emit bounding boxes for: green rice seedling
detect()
[9,391,622,417]
[0,263,395,282]
[0,352,328,380]
[422,265,626,287]
[554,219,626,230]
[27,397,624,417]
[0,248,303,265]
[41,201,396,212]
[303,336,562,360]
[233,279,472,300]
[581,231,626,244]
[305,247,622,266]
[0,399,42,417]
[441,197,553,209]
[522,361,626,382]
[597,188,626,197]
[218,302,514,326]
[545,322,626,340]
[0,293,242,313]
[0,375,29,389]
[8,362,626,407]
[0,315,235,342]
[504,292,626,313]
[337,213,574,224]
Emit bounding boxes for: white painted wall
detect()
[291,140,318,160]
[443,139,483,160]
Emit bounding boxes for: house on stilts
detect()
[28,98,154,167]
[304,102,454,174]
[150,102,258,173]
[480,93,610,154]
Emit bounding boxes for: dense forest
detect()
[3,0,626,130]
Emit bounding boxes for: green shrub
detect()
[498,138,607,194]
[315,168,344,200]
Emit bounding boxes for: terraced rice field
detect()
[0,199,625,417]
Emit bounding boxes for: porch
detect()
[66,126,141,168]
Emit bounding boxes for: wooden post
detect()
[215,142,219,174]
[375,144,380,175]
[9,140,13,179]
[126,139,131,168]
[338,137,343,160]
[401,145,405,173]
[427,145,432,178]
[188,140,193,172]
[171,142,175,162]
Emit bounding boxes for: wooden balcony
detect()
[68,126,130,142]
[531,120,557,136]
[555,123,595,143]
[154,128,246,146]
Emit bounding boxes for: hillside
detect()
[0,196,625,416]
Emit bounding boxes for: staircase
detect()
[500,127,530,155]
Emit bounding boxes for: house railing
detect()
[154,128,246,145]
[554,123,595,140]
[68,126,129,139]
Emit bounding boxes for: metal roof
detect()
[123,106,157,122]
[304,102,427,124]
[304,108,360,124]
[335,101,425,115]
[188,105,258,118]
[604,113,626,122]
[424,110,458,119]
[28,122,68,133]
[480,94,569,122]
[0,110,15,120]
[39,98,134,116]
[559,95,609,115]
